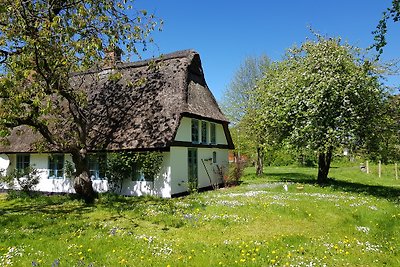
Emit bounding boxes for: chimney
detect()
[105,46,123,66]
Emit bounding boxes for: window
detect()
[131,163,153,182]
[89,154,107,180]
[16,154,30,171]
[191,119,199,143]
[212,151,217,164]
[210,123,216,144]
[188,148,198,188]
[201,121,208,144]
[48,154,64,179]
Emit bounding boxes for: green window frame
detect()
[48,154,64,179]
[188,148,198,188]
[213,151,217,164]
[210,123,216,144]
[191,119,199,143]
[201,121,208,144]
[16,154,30,171]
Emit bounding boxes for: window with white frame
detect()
[48,154,64,179]
[16,154,30,171]
[89,154,107,180]
[131,162,154,182]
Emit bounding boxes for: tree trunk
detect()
[317,149,333,184]
[256,145,264,176]
[71,149,96,203]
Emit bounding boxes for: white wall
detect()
[2,153,75,193]
[119,152,171,198]
[169,147,229,195]
[2,152,172,197]
[174,117,191,142]
[170,147,189,195]
[170,116,230,195]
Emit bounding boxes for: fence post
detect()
[366,160,369,174]
[378,160,382,178]
[396,163,398,180]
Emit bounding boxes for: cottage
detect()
[0,50,234,197]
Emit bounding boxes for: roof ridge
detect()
[71,49,198,77]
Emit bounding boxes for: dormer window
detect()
[191,119,199,143]
[201,121,208,144]
[210,123,216,144]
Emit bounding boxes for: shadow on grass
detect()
[326,179,400,202]
[256,171,400,202]
[262,172,317,183]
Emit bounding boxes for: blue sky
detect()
[135,0,400,100]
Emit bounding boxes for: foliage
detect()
[372,0,400,56]
[0,0,161,201]
[365,95,400,163]
[224,161,245,187]
[221,55,272,177]
[221,55,271,125]
[255,35,386,183]
[0,164,399,266]
[106,151,163,193]
[0,166,40,193]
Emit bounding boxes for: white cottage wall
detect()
[171,116,230,195]
[170,146,189,195]
[119,152,171,198]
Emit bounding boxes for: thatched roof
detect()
[0,50,234,153]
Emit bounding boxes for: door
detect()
[188,148,198,190]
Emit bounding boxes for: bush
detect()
[0,167,40,195]
[225,161,245,187]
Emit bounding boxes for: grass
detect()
[0,163,399,266]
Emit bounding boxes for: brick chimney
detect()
[105,46,123,66]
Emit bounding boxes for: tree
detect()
[0,0,161,202]
[372,0,400,56]
[365,94,400,163]
[257,36,385,184]
[221,55,271,175]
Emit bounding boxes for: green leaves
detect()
[256,36,385,155]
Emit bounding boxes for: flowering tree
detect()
[0,0,161,202]
[256,36,386,183]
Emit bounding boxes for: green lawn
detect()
[0,164,399,266]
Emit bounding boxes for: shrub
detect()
[225,161,245,187]
[0,166,40,195]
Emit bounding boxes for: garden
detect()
[0,163,399,266]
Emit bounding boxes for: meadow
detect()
[0,163,399,266]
